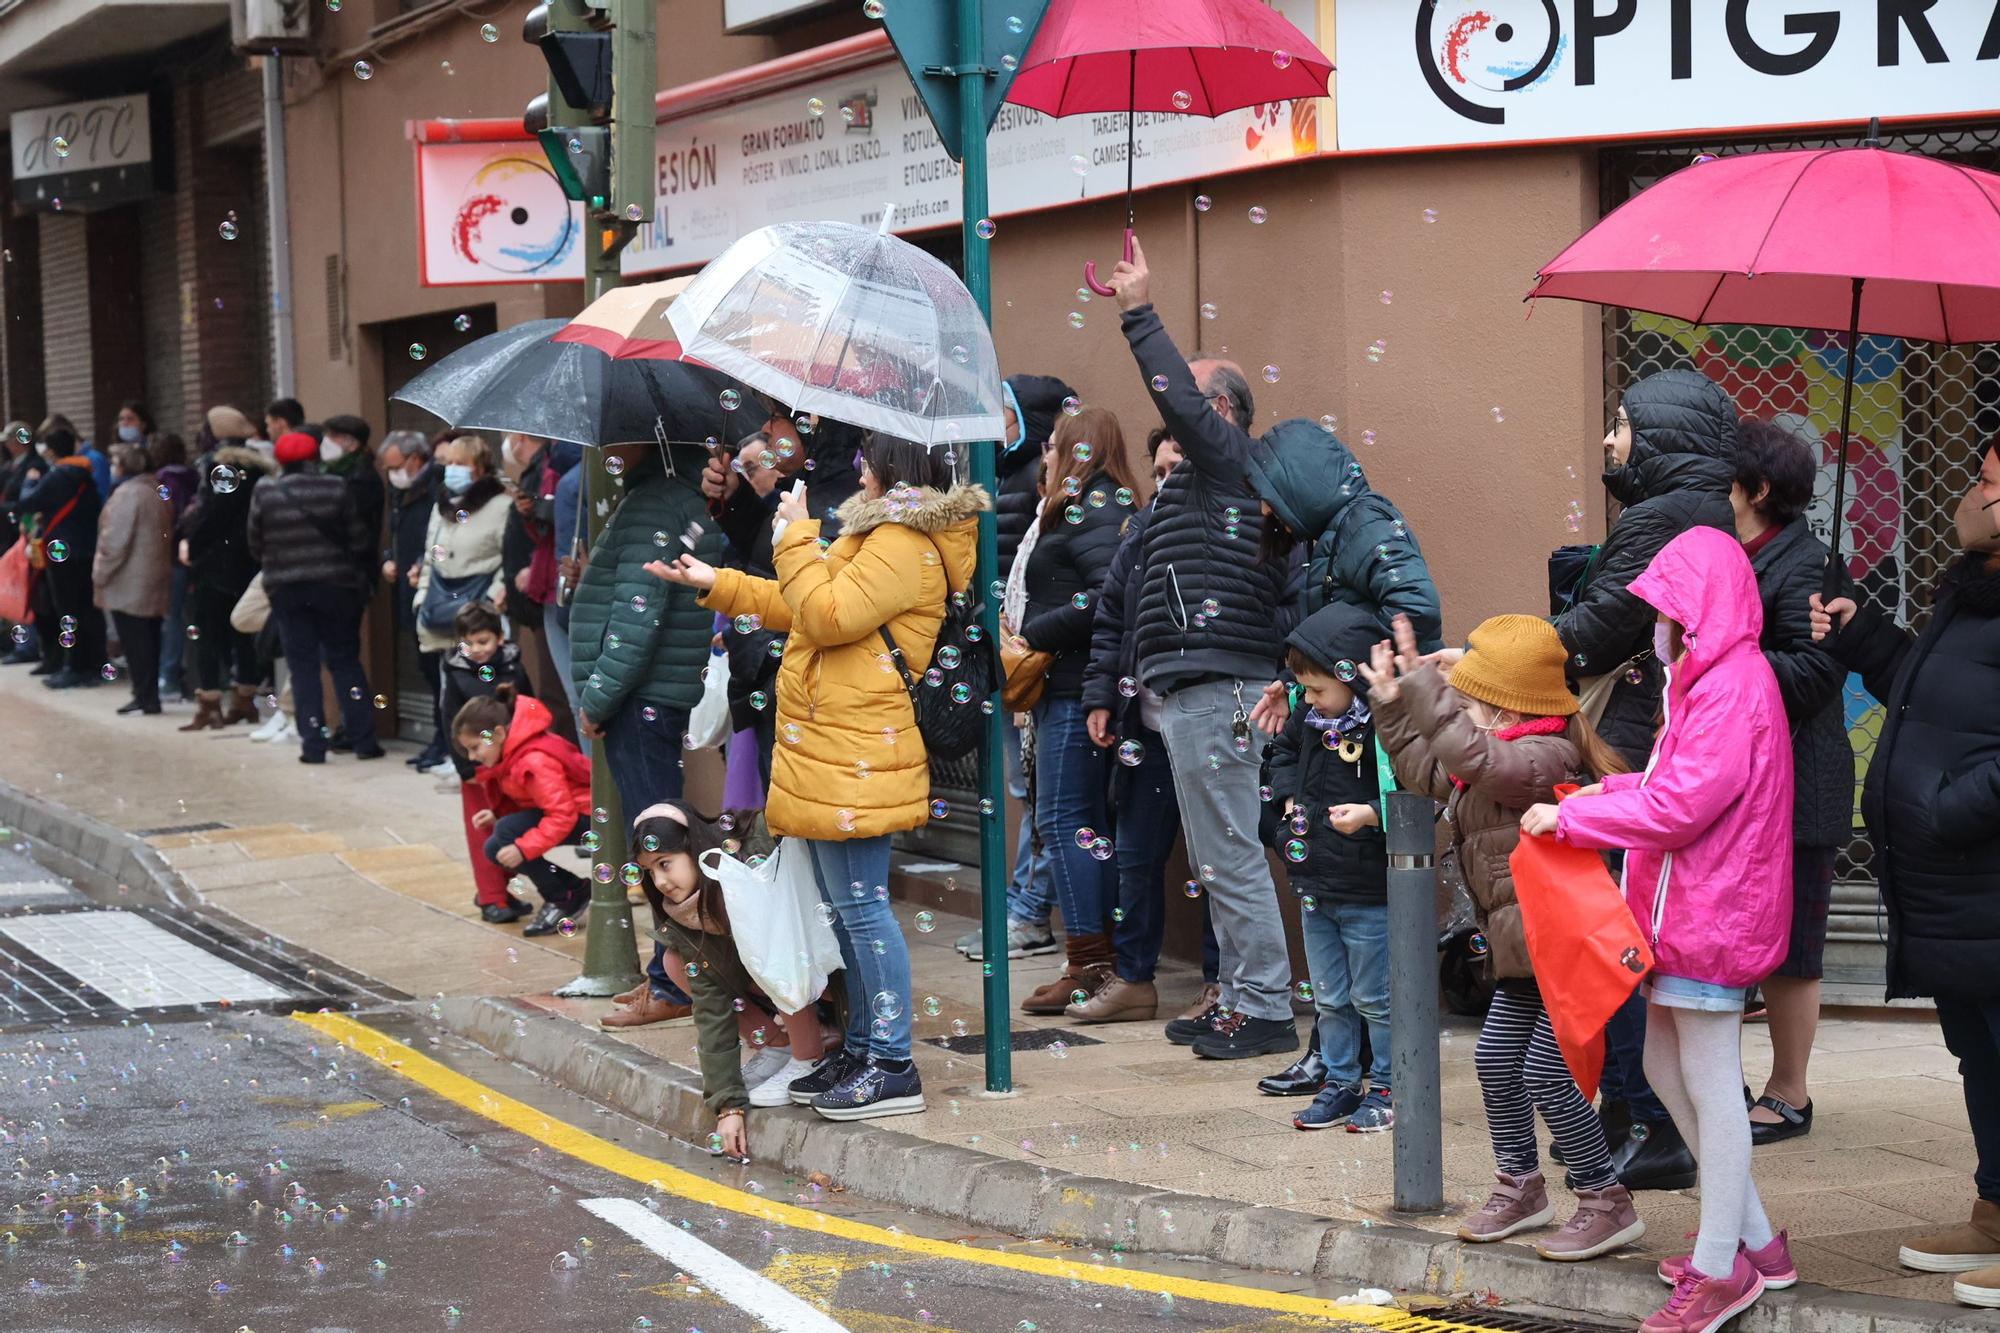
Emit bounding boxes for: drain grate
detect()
[923,1027,1102,1055]
[134,820,232,837]
[1426,1306,1626,1333]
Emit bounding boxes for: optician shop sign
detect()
[10,93,154,212]
[415,57,1319,285]
[1337,0,2000,152]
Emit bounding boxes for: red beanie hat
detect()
[274,431,318,465]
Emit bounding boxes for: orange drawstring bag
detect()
[1508,785,1653,1103]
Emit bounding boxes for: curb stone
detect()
[434,995,2000,1333]
[0,780,193,909]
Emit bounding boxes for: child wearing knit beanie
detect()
[1366,613,1640,1262]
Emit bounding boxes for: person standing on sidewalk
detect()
[413,438,510,765]
[573,441,721,1031]
[654,434,987,1122]
[246,432,383,764]
[92,443,173,716]
[150,432,197,701]
[378,431,448,769]
[177,440,271,732]
[1371,614,1643,1260]
[1809,442,2000,1306]
[1013,406,1144,1016]
[1072,429,1221,1029]
[1105,237,1298,1062]
[1729,422,1848,1147]
[1553,368,1740,1192]
[1529,527,1796,1332]
[13,425,104,689]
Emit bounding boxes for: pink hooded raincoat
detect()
[1556,526,1794,987]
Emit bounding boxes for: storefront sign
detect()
[724,0,838,31]
[414,57,1318,285]
[416,141,585,285]
[1337,0,2000,152]
[9,94,153,212]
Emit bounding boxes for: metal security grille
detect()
[1602,124,2000,995]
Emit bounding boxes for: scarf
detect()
[1305,697,1372,739]
[1002,497,1042,635]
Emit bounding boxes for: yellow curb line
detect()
[293,1010,1494,1329]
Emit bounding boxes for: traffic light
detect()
[522,0,653,223]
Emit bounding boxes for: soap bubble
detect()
[1172,90,1193,111]
[1150,374,1169,392]
[1248,206,1268,224]
[1296,980,1315,1002]
[807,97,825,117]
[1183,879,1203,898]
[408,343,427,361]
[51,135,70,158]
[1067,311,1085,330]
[46,540,67,563]
[210,465,240,494]
[480,22,498,39]
[871,990,903,1020]
[1366,339,1387,363]
[1285,838,1308,862]
[1005,13,1024,32]
[1069,154,1089,177]
[218,220,238,241]
[1117,739,1144,766]
[1194,194,1212,212]
[1061,395,1082,416]
[1200,302,1218,320]
[974,218,996,239]
[353,60,373,79]
[556,918,577,938]
[1423,207,1440,224]
[719,388,742,411]
[1272,49,1294,70]
[1468,932,1489,956]
[863,0,885,16]
[930,798,950,819]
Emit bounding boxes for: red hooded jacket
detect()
[470,695,592,861]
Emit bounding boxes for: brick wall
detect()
[169,76,269,432]
[39,214,92,438]
[85,209,146,437]
[0,213,45,427]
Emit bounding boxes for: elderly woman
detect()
[413,436,509,663]
[93,443,174,716]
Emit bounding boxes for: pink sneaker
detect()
[1642,1251,1766,1333]
[1457,1170,1555,1242]
[1658,1231,1798,1291]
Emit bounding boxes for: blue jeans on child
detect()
[1301,900,1392,1088]
[599,701,692,1005]
[1031,696,1115,938]
[803,834,910,1062]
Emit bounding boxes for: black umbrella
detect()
[392,318,765,453]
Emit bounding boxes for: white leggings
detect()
[1642,1002,1776,1277]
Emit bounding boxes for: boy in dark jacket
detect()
[1261,601,1393,1132]
[441,601,538,922]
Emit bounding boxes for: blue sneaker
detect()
[787,1049,861,1106]
[1294,1082,1364,1131]
[811,1059,925,1121]
[1346,1086,1395,1133]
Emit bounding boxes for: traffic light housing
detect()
[523,0,652,222]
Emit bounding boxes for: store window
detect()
[1601,125,2000,991]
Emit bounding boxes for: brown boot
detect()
[179,690,226,732]
[1065,976,1158,1023]
[222,685,260,725]
[600,991,692,1029]
[610,980,649,1007]
[1902,1200,2000,1272]
[1020,931,1115,1015]
[1177,982,1222,1022]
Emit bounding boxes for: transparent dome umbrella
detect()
[666,213,1005,448]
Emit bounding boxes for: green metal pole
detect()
[557,219,645,998]
[954,0,1011,1094]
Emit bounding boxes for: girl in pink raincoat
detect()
[1522,526,1794,1333]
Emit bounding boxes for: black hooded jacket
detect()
[1746,518,1852,849]
[1553,368,1738,767]
[1262,601,1391,903]
[1020,474,1132,697]
[1833,554,2000,999]
[998,374,1073,576]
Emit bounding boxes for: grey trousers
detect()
[1157,676,1293,1022]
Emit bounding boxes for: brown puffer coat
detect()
[1372,664,1585,980]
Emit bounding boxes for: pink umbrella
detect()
[1531,136,2000,586]
[1006,0,1332,295]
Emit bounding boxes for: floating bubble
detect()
[1247,206,1268,224]
[1200,597,1221,618]
[51,135,70,158]
[408,343,427,361]
[871,990,903,1020]
[218,220,238,241]
[1422,207,1440,224]
[922,995,943,1016]
[1491,405,1506,423]
[1194,194,1212,212]
[480,21,498,39]
[1284,838,1308,863]
[1183,879,1203,899]
[1295,979,1315,1002]
[353,60,373,79]
[1069,154,1089,177]
[807,97,826,118]
[1060,395,1082,416]
[1272,49,1293,69]
[46,540,67,563]
[974,217,996,240]
[1005,13,1024,32]
[1468,932,1490,956]
[556,918,577,938]
[719,388,742,412]
[929,798,949,819]
[1199,302,1218,320]
[1366,339,1387,363]
[863,0,885,16]
[1067,311,1085,330]
[914,911,936,933]
[1361,429,1378,447]
[1150,374,1169,392]
[1172,89,1193,111]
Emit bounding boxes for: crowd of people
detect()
[5,232,2000,1326]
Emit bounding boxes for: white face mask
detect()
[501,438,519,467]
[1653,621,1678,663]
[319,440,343,464]
[387,468,415,491]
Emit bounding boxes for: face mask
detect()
[443,464,475,493]
[1653,621,1677,663]
[502,439,519,467]
[387,468,415,491]
[1956,485,2000,555]
[116,425,143,444]
[319,440,343,464]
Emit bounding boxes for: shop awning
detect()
[0,0,226,116]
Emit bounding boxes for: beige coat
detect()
[412,484,509,651]
[93,471,174,618]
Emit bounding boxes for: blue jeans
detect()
[1031,696,1115,939]
[600,701,690,1003]
[1006,709,1055,927]
[1108,725,1214,982]
[159,563,189,691]
[1301,900,1392,1088]
[804,834,910,1062]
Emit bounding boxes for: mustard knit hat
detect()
[1447,615,1578,718]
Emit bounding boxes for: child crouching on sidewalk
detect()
[455,687,592,937]
[632,802,828,1159]
[441,602,538,923]
[1366,612,1642,1262]
[1260,602,1394,1133]
[1524,528,1796,1332]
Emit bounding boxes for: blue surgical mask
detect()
[443,464,474,493]
[116,424,143,443]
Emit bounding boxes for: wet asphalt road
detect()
[2,1006,1405,1333]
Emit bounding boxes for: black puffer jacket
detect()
[1020,474,1131,698]
[1251,419,1444,651]
[998,374,1072,576]
[1746,518,1852,849]
[247,467,370,590]
[180,447,274,596]
[1553,368,1737,767]
[1122,305,1292,691]
[1262,602,1390,903]
[1834,555,2000,999]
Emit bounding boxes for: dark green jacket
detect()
[654,913,757,1114]
[569,451,722,723]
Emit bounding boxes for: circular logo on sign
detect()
[451,155,578,276]
[1416,0,1565,125]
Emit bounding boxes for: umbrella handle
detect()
[1083,229,1136,298]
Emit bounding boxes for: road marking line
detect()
[582,1197,852,1332]
[294,1011,1490,1329]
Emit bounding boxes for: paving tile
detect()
[339,845,456,874]
[180,853,347,890]
[1785,1238,1902,1286]
[1752,1144,1958,1196]
[234,832,351,860]
[0,910,289,1007]
[1846,1274,1961,1303]
[1806,1222,1939,1268]
[156,842,251,869]
[1752,1109,1965,1154]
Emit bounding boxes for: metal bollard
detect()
[1385,788,1444,1213]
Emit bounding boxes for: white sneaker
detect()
[422,758,458,777]
[748,1056,819,1108]
[740,1046,790,1089]
[248,712,287,742]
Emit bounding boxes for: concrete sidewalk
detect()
[0,665,1985,1321]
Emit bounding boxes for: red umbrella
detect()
[1530,137,2000,588]
[1006,0,1332,295]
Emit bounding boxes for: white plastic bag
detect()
[700,841,842,1013]
[686,647,731,750]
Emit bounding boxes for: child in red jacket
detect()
[454,687,592,937]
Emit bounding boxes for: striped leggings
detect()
[1474,982,1618,1190]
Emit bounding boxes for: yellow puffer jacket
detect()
[701,483,988,841]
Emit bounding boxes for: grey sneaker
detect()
[1459,1170,1556,1242]
[965,919,1057,961]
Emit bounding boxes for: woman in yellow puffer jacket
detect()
[648,433,986,1122]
